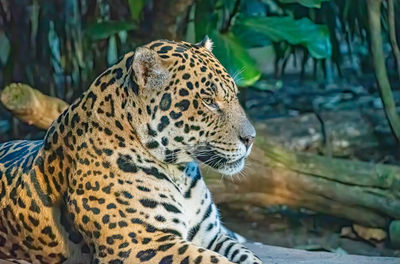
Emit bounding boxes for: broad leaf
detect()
[232,26,271,48]
[210,31,261,87]
[86,21,136,40]
[234,16,331,59]
[277,0,330,8]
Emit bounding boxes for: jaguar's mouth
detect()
[192,147,245,175]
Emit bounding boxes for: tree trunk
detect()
[144,0,194,40]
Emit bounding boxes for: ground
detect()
[246,243,399,264]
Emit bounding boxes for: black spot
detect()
[178,244,188,254]
[129,75,139,95]
[157,116,170,132]
[186,82,193,90]
[113,68,123,79]
[160,93,172,111]
[175,100,190,111]
[106,203,117,209]
[158,46,173,54]
[146,141,159,149]
[41,226,56,240]
[182,73,190,80]
[160,255,173,264]
[155,215,166,222]
[115,120,123,130]
[175,121,184,128]
[117,155,138,173]
[139,199,158,208]
[169,111,182,120]
[161,137,169,146]
[193,100,198,109]
[102,215,110,224]
[174,136,184,143]
[150,42,164,49]
[52,131,58,144]
[161,203,181,213]
[147,124,157,136]
[29,200,40,213]
[136,249,156,261]
[103,148,113,156]
[180,257,189,264]
[137,186,151,192]
[179,89,189,96]
[125,55,134,70]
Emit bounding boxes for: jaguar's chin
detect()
[193,147,246,176]
[215,157,245,176]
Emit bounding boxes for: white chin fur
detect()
[216,158,245,176]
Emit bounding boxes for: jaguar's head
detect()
[130,37,255,175]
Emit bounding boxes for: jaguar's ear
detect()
[197,36,213,51]
[132,47,171,90]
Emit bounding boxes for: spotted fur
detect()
[0,38,261,264]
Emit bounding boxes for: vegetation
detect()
[0,0,368,98]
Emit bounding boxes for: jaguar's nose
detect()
[239,134,255,149]
[238,120,256,150]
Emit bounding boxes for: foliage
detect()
[190,0,332,86]
[0,0,336,99]
[0,0,399,98]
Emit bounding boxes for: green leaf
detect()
[232,26,271,48]
[277,0,330,8]
[210,31,261,87]
[86,21,136,40]
[128,0,147,22]
[234,16,331,59]
[0,30,10,66]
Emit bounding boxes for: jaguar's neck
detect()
[38,52,184,203]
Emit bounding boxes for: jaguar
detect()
[0,37,261,264]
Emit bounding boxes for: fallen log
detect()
[0,83,69,129]
[205,140,400,229]
[2,83,400,244]
[257,111,394,159]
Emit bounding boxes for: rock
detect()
[246,243,399,264]
[353,224,387,242]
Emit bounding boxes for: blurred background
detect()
[1,0,400,258]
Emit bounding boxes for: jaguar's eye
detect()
[202,98,219,110]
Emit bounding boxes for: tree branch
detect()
[388,0,400,79]
[367,0,400,142]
